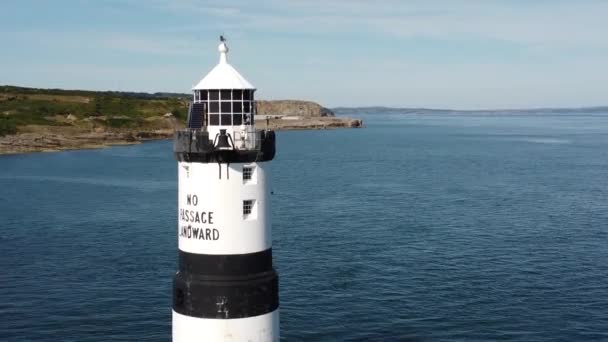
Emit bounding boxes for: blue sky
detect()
[1,0,607,109]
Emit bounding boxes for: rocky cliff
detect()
[255,100,334,117]
[0,86,362,154]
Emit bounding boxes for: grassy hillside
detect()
[0,85,189,136]
[0,86,361,146]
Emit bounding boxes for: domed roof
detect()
[193,42,255,90]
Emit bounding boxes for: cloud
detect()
[19,0,604,57]
[1,28,202,57]
[2,0,607,108]
[149,0,608,49]
[98,34,201,56]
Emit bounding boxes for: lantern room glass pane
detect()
[209,101,219,113]
[208,90,219,100]
[233,113,243,125]
[233,101,243,113]
[243,90,251,101]
[220,90,231,100]
[243,101,251,113]
[209,114,219,125]
[221,114,232,125]
[233,90,243,99]
[221,102,231,113]
[199,90,208,101]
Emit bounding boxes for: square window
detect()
[221,90,232,100]
[221,114,232,125]
[243,90,252,101]
[233,113,243,125]
[199,90,208,101]
[233,90,243,100]
[209,90,220,101]
[243,166,253,181]
[233,101,243,113]
[243,200,254,216]
[209,90,219,100]
[209,114,219,125]
[209,101,219,113]
[221,102,231,113]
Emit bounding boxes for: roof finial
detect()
[218,35,228,64]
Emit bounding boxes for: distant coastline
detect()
[333,106,608,115]
[0,85,362,155]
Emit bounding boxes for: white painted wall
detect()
[173,310,279,342]
[177,161,271,255]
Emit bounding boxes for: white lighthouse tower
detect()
[172,38,278,342]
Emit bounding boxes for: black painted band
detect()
[179,249,273,277]
[173,269,279,319]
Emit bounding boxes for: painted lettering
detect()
[179,209,213,225]
[186,194,199,206]
[179,225,220,241]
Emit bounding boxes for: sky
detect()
[1,0,607,109]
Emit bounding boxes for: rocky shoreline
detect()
[0,131,145,154]
[261,115,363,131]
[0,117,362,155]
[0,86,363,155]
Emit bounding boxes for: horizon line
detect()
[3,84,607,113]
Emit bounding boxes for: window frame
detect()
[195,89,255,126]
[242,165,254,182]
[243,199,255,218]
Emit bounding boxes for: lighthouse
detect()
[172,39,278,341]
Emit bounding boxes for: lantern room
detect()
[188,40,256,144]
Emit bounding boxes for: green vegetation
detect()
[0,117,17,136]
[106,117,144,128]
[0,85,190,135]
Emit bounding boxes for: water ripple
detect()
[2,114,608,341]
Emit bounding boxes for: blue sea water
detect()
[2,112,608,341]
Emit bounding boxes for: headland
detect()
[0,86,362,155]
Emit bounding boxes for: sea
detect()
[2,111,608,341]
